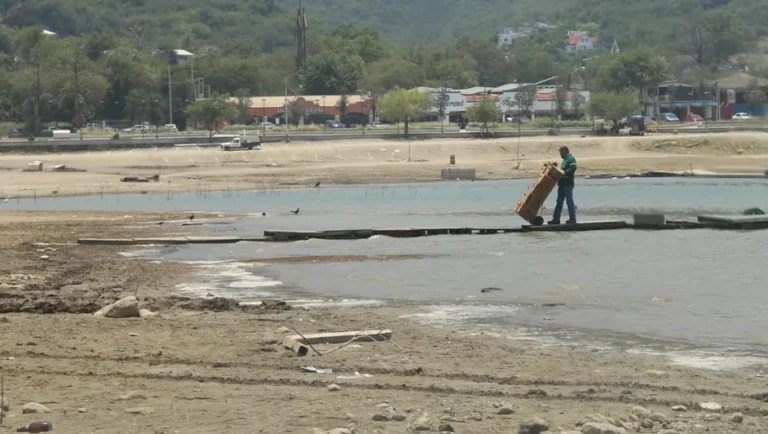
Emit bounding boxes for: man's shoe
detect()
[547,220,560,225]
[565,219,577,224]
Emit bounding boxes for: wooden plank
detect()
[283,329,393,357]
[183,236,247,244]
[287,329,393,345]
[521,220,628,232]
[77,238,136,245]
[698,215,768,224]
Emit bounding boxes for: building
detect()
[565,31,599,54]
[642,73,768,120]
[173,49,194,65]
[422,85,590,122]
[231,94,374,125]
[496,23,555,48]
[707,73,768,118]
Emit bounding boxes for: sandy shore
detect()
[0,132,766,198]
[0,212,766,433]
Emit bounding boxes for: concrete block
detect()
[441,167,475,181]
[633,214,665,225]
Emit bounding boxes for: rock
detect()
[731,412,744,423]
[324,429,352,434]
[327,384,341,392]
[580,422,626,434]
[640,419,654,429]
[440,416,463,422]
[438,423,454,432]
[497,406,515,415]
[391,414,407,422]
[129,332,139,337]
[372,414,390,422]
[409,414,434,431]
[94,296,140,318]
[118,391,147,401]
[139,308,157,318]
[631,406,650,418]
[277,326,292,333]
[703,414,721,422]
[518,417,549,434]
[126,406,155,415]
[78,408,87,413]
[645,369,668,377]
[671,405,687,412]
[22,402,51,414]
[698,401,722,411]
[649,412,667,423]
[468,413,482,421]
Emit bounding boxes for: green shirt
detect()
[559,154,577,186]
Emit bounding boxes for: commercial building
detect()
[231,95,374,125]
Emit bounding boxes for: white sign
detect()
[428,92,468,114]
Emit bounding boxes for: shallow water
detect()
[11,178,768,369]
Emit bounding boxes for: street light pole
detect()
[262,98,266,136]
[168,65,173,125]
[284,77,289,142]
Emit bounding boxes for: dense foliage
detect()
[0,0,766,131]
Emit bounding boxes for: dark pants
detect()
[552,185,576,222]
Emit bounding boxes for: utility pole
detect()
[295,0,307,71]
[167,65,173,125]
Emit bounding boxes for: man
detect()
[549,146,577,225]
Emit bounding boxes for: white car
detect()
[732,113,753,120]
[164,124,178,132]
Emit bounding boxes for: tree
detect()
[378,88,430,136]
[432,87,449,133]
[678,10,744,67]
[234,88,252,117]
[187,95,236,134]
[12,37,56,133]
[362,57,426,94]
[52,39,108,129]
[466,97,502,133]
[517,87,537,117]
[587,90,640,126]
[301,50,364,94]
[595,47,668,93]
[554,86,568,119]
[336,94,349,123]
[571,91,585,119]
[745,80,767,113]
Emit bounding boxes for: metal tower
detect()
[296,0,308,71]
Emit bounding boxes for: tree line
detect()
[1,2,765,133]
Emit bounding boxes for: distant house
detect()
[173,49,194,65]
[565,31,599,54]
[42,30,56,37]
[496,22,556,47]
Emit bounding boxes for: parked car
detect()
[732,112,752,120]
[506,116,530,123]
[685,113,704,122]
[659,112,680,122]
[164,124,178,132]
[626,115,653,124]
[324,120,345,129]
[258,122,275,130]
[8,128,24,138]
[370,121,388,128]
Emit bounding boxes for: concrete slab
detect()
[441,167,476,181]
[633,214,665,226]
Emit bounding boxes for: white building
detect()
[496,22,556,47]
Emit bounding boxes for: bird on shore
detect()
[291,208,300,215]
[314,181,321,188]
[189,214,195,220]
[262,212,267,217]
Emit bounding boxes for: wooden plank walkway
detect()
[76,217,768,245]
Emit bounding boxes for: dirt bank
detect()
[1,132,766,199]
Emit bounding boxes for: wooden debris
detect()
[284,329,393,357]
